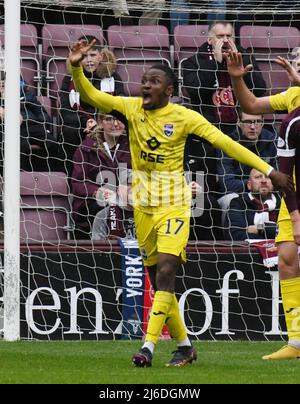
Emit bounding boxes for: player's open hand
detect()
[268,169,294,194]
[225,51,253,78]
[68,39,97,67]
[275,56,300,86]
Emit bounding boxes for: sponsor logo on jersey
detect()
[146,136,161,150]
[163,123,174,137]
[140,150,165,163]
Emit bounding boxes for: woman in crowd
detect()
[71,113,131,237]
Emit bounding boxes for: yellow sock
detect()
[281,277,300,342]
[145,291,173,344]
[165,294,188,343]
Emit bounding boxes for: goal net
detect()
[0,0,299,340]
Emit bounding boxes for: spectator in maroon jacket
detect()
[71,113,131,238]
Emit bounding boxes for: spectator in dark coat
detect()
[71,113,131,238]
[224,168,281,241]
[0,72,57,172]
[182,21,266,134]
[59,36,125,177]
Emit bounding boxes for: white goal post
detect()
[3,0,20,341]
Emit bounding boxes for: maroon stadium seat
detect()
[173,25,209,103]
[174,24,209,63]
[0,24,41,94]
[20,171,73,241]
[107,24,170,60]
[264,112,288,133]
[41,24,104,98]
[255,60,290,95]
[239,26,300,108]
[239,25,300,59]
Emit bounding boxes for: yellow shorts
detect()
[275,219,294,243]
[134,206,190,266]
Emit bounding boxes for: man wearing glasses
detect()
[217,110,278,213]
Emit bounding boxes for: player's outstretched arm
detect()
[226,51,273,115]
[212,133,294,195]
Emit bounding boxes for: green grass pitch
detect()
[0,340,299,384]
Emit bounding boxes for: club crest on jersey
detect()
[163,124,174,137]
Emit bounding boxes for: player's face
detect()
[81,49,102,73]
[248,169,273,196]
[140,68,173,110]
[239,113,264,141]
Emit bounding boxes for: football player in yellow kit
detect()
[68,40,293,367]
[227,51,300,360]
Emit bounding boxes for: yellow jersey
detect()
[269,86,300,113]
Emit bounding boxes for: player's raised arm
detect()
[68,40,117,114]
[186,107,294,195]
[226,51,273,115]
[220,138,293,194]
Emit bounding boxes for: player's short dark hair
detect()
[149,64,178,91]
[78,35,102,51]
